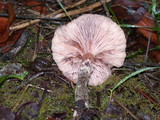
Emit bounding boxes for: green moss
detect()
[0,75,74,119]
[87,70,160,119]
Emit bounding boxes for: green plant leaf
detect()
[0,71,28,87]
[149,45,160,51]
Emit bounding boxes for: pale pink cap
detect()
[52,14,126,86]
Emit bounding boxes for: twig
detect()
[144,33,152,62]
[55,0,111,18]
[47,0,87,17]
[32,22,42,61]
[136,0,152,4]
[144,73,160,81]
[114,97,139,120]
[10,0,86,31]
[28,84,53,93]
[123,62,160,67]
[100,0,110,17]
[135,88,159,104]
[0,14,68,21]
[57,76,71,85]
[26,9,42,16]
[10,0,110,31]
[10,19,41,31]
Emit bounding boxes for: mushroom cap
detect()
[52,14,126,86]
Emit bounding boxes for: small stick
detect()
[124,62,160,67]
[28,84,53,93]
[135,88,158,104]
[144,73,160,81]
[100,0,110,17]
[114,97,139,120]
[0,14,68,21]
[56,0,111,18]
[26,9,42,16]
[144,33,152,63]
[10,0,86,31]
[10,19,41,31]
[136,0,152,4]
[47,0,87,17]
[10,0,110,31]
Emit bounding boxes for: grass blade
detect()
[106,4,119,24]
[56,0,72,20]
[120,24,160,31]
[110,67,159,99]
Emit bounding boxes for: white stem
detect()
[75,60,92,108]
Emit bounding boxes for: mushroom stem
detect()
[75,60,92,108]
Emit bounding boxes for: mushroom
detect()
[52,14,126,86]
